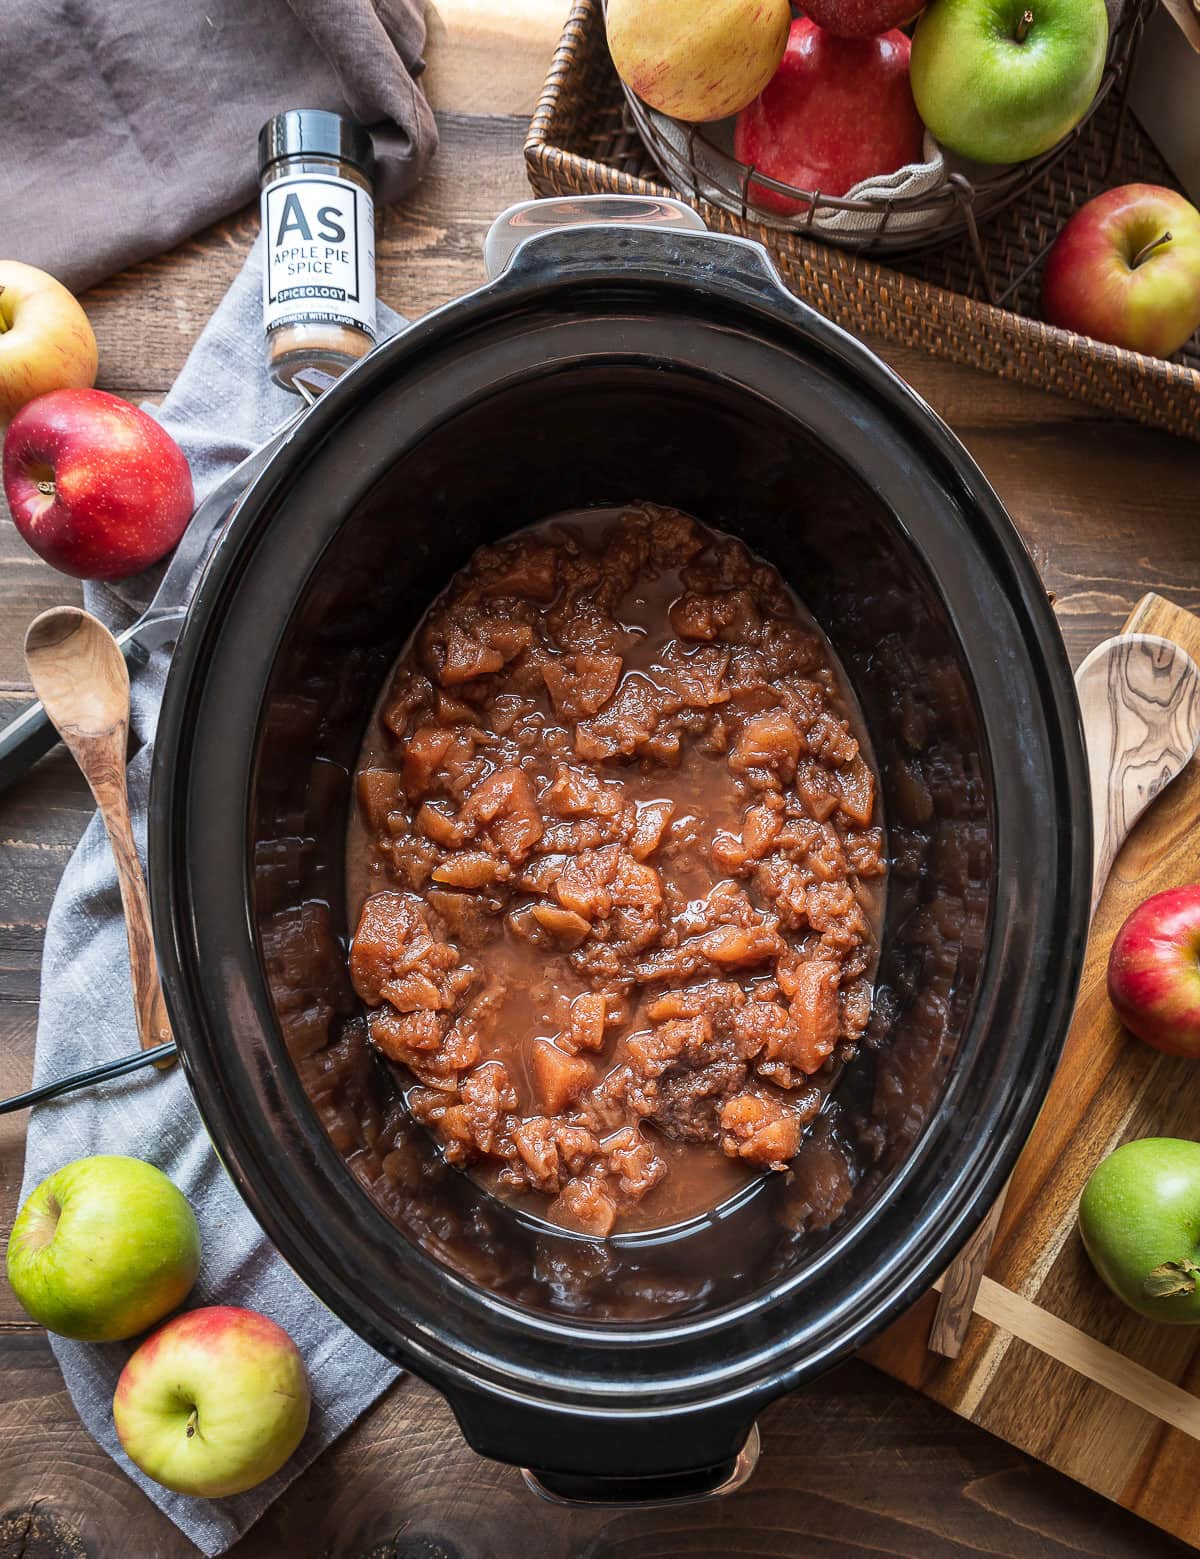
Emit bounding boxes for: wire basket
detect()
[613,0,1147,261]
[525,0,1200,440]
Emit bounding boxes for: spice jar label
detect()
[261,173,376,341]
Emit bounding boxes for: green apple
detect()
[910,0,1108,165]
[114,1306,311,1496]
[1079,1138,1200,1324]
[6,1155,200,1341]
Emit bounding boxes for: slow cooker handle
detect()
[521,1423,761,1507]
[483,194,709,280]
[443,1378,763,1509]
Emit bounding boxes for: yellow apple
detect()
[0,261,98,427]
[114,1307,311,1496]
[607,0,791,123]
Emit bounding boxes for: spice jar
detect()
[258,109,377,389]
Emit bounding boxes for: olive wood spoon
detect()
[929,631,1200,1358]
[24,607,175,1068]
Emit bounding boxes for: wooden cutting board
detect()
[862,591,1200,1551]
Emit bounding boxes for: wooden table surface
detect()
[4,5,1200,1555]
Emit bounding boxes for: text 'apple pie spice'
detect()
[258,109,377,389]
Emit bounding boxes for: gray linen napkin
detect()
[0,0,437,293]
[17,236,406,1558]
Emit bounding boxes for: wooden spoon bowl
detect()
[24,606,174,1065]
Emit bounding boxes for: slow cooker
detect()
[149,196,1091,1503]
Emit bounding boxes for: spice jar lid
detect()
[257,109,376,181]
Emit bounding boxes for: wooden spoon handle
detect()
[928,629,1200,1359]
[89,725,175,1066]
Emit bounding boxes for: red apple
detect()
[734,19,925,217]
[799,0,924,40]
[1108,886,1200,1057]
[3,388,193,580]
[113,1306,311,1497]
[1043,184,1200,359]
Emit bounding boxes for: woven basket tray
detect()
[525,0,1200,442]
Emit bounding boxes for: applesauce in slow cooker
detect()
[346,505,886,1235]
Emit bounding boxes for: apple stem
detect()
[186,1407,199,1440]
[0,286,7,335]
[1144,1256,1200,1299]
[1014,8,1034,40]
[1132,231,1173,269]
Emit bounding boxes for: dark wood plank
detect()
[0,1328,1188,1558]
[0,532,82,689]
[3,102,1200,1559]
[0,697,92,1006]
[951,420,1200,665]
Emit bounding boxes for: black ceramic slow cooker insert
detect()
[150,198,1091,1502]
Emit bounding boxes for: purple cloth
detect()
[0,0,437,293]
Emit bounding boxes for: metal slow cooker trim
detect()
[150,226,1091,1441]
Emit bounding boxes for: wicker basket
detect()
[614,0,1144,258]
[525,0,1200,442]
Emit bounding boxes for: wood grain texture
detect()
[965,1276,1200,1441]
[1,14,1199,1552]
[930,624,1200,1358]
[23,611,172,1059]
[0,1331,1189,1559]
[1078,635,1200,912]
[866,594,1200,1551]
[930,1189,1010,1360]
[425,0,573,115]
